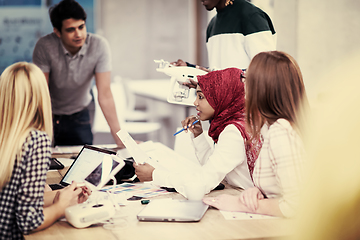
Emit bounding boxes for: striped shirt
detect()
[253,119,305,218]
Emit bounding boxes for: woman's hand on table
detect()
[53,181,91,211]
[203,194,252,212]
[239,187,264,212]
[76,184,92,204]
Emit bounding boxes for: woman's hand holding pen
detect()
[181,116,202,138]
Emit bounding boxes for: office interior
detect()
[0,0,359,149]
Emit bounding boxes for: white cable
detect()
[106,176,120,211]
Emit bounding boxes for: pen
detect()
[173,120,199,136]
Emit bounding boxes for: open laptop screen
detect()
[60,145,117,186]
[84,155,121,187]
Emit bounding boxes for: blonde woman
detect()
[0,62,90,239]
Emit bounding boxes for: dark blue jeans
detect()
[53,107,93,146]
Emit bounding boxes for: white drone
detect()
[154,59,207,106]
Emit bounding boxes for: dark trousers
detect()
[53,107,93,146]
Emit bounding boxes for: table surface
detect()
[127,79,170,102]
[25,188,294,240]
[26,145,295,240]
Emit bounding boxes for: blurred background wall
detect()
[97,0,360,101]
[1,0,359,146]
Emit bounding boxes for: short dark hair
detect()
[49,0,87,32]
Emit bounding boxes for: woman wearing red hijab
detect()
[134,68,261,194]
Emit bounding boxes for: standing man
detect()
[173,0,276,71]
[33,0,124,147]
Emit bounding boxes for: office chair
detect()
[113,76,150,122]
[91,83,161,144]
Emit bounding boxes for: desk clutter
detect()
[39,142,293,240]
[101,183,169,199]
[65,182,173,229]
[51,141,208,229]
[220,210,279,220]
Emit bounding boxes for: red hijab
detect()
[197,68,261,177]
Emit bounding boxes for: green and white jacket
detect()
[206,0,276,70]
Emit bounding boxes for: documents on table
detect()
[101,182,170,199]
[220,211,279,220]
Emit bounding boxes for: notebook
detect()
[137,199,209,222]
[49,145,125,190]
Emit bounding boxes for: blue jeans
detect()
[53,107,93,146]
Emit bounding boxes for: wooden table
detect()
[27,146,294,240]
[25,188,294,240]
[27,184,294,240]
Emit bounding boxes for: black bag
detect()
[114,158,136,183]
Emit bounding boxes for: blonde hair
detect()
[291,52,360,239]
[0,62,52,189]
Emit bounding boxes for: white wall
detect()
[97,0,360,145]
[98,0,197,80]
[272,0,360,102]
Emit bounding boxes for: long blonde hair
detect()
[0,62,52,189]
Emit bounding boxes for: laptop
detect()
[137,199,209,222]
[49,145,125,190]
